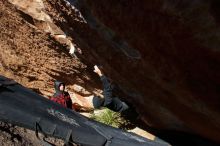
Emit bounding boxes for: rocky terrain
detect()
[0,0,93,145]
[1,0,220,145]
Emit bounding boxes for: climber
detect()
[92,65,131,113]
[92,65,139,125]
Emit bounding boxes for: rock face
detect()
[1,0,220,145]
[77,0,220,143]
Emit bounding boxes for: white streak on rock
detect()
[69,42,76,55]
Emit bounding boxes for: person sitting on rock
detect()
[50,80,93,112]
[50,81,73,109]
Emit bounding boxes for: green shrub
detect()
[90,108,123,128]
[90,108,137,130]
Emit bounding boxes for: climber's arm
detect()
[100,75,113,105]
[94,65,113,105]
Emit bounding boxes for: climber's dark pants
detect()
[92,75,128,112]
[93,75,138,120]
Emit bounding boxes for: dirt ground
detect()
[0,121,68,146]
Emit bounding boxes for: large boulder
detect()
[75,0,220,143]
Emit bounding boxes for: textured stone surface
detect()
[80,0,220,143]
[1,0,220,145]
